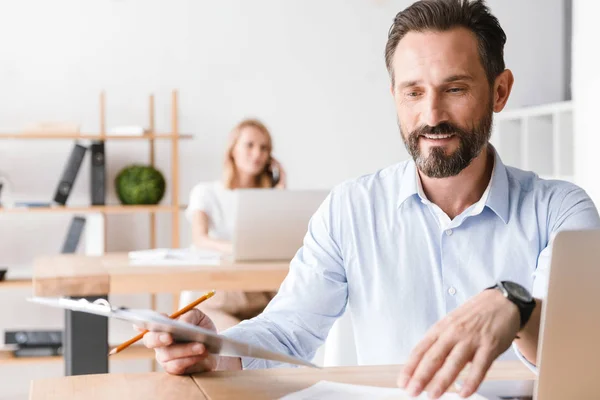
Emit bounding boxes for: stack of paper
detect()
[128,248,222,266]
[107,126,147,135]
[279,381,488,400]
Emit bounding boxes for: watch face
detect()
[503,281,533,302]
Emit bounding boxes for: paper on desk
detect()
[128,248,221,266]
[278,381,488,400]
[27,297,318,369]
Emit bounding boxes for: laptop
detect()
[231,189,329,261]
[474,229,600,399]
[533,229,600,399]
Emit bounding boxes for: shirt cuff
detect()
[221,321,304,370]
[512,342,539,375]
[220,324,270,370]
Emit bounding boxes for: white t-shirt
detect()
[185,181,235,241]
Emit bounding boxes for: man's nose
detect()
[421,92,449,127]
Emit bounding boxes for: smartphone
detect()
[267,159,280,187]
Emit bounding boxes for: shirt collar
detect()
[485,145,510,224]
[397,160,419,208]
[396,145,510,224]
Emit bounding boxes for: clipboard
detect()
[27,296,318,368]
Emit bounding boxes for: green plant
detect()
[115,164,166,205]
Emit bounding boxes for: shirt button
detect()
[448,287,457,296]
[445,229,453,236]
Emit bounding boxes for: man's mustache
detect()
[410,122,469,137]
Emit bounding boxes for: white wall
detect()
[0,1,566,398]
[572,0,600,205]
[0,0,568,264]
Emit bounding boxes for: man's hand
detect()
[140,308,241,374]
[397,289,520,399]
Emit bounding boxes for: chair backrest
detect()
[322,310,358,367]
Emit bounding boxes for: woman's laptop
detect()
[231,189,329,262]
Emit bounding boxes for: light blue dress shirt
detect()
[222,147,600,370]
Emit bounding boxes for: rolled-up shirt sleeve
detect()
[221,188,349,369]
[514,186,600,373]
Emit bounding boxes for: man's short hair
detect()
[385,0,507,86]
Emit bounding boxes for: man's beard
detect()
[400,105,493,178]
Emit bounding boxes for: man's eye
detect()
[447,88,464,93]
[406,92,420,97]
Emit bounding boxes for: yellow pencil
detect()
[108,290,216,356]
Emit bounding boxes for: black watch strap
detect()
[487,282,536,330]
[516,297,536,330]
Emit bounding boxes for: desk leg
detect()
[64,295,109,376]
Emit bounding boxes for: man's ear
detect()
[493,69,514,113]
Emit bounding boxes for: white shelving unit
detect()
[491,101,574,182]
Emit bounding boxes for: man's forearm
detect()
[514,298,542,365]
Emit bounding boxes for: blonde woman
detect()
[181,119,285,331]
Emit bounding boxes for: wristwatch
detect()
[487,281,536,330]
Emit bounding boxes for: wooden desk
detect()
[30,361,535,400]
[32,253,290,376]
[29,372,200,400]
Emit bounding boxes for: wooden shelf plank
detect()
[0,279,32,289]
[0,345,155,365]
[0,133,192,140]
[0,205,180,214]
[496,100,573,121]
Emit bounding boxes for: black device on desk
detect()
[5,330,63,357]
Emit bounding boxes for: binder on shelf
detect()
[61,216,86,254]
[13,347,62,357]
[53,143,87,205]
[90,141,106,205]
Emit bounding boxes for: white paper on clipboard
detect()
[27,297,318,369]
